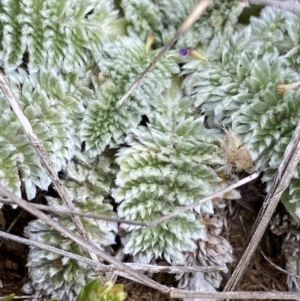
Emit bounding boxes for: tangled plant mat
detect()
[1,0,300,300]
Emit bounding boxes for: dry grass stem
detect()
[0,172,259,227]
[224,120,300,292]
[261,251,300,279]
[170,288,300,300]
[0,231,227,274]
[148,172,260,226]
[0,198,148,226]
[0,296,34,300]
[0,230,106,270]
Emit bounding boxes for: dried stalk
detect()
[148,172,260,226]
[261,251,300,280]
[170,288,300,300]
[0,71,100,262]
[126,263,226,274]
[0,231,227,274]
[224,120,300,292]
[0,172,259,226]
[117,0,212,105]
[0,296,34,300]
[0,230,105,270]
[0,210,22,248]
[0,198,146,226]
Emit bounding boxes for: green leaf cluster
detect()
[24,152,118,301]
[0,68,90,200]
[81,36,179,155]
[113,92,225,263]
[0,294,15,301]
[0,0,120,72]
[120,0,245,47]
[76,279,126,301]
[182,5,300,220]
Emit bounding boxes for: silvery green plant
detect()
[113,88,228,264]
[112,87,236,296]
[182,4,300,223]
[0,0,125,200]
[81,35,179,156]
[0,0,122,73]
[0,69,89,200]
[24,152,118,301]
[2,0,300,298]
[121,0,246,48]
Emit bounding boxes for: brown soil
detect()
[0,205,31,297]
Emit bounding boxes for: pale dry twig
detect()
[224,119,300,292]
[261,251,300,280]
[0,172,260,227]
[170,288,300,300]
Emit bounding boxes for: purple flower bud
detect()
[179,47,188,57]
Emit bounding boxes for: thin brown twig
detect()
[224,120,300,292]
[0,184,169,293]
[261,251,300,280]
[0,210,22,248]
[148,172,260,226]
[0,230,105,269]
[0,198,147,226]
[117,0,212,105]
[0,296,33,300]
[0,172,260,227]
[0,230,225,277]
[124,263,227,274]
